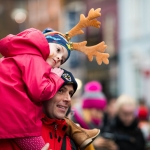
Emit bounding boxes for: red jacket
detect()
[0,28,64,138]
[0,139,20,150]
[0,114,78,150]
[42,114,78,150]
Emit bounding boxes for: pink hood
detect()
[0,28,49,60]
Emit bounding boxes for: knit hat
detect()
[43,28,71,61]
[61,68,78,94]
[82,81,107,110]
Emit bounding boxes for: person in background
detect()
[102,94,145,150]
[73,81,107,130]
[72,81,118,150]
[103,97,117,127]
[137,99,150,150]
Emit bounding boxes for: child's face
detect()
[46,43,68,67]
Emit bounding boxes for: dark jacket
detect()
[42,114,78,150]
[102,116,145,150]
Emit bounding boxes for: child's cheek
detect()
[49,53,54,58]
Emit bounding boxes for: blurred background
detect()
[1,0,150,149]
[0,0,150,108]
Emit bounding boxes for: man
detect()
[41,69,78,150]
[42,69,100,150]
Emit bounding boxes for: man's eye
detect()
[69,92,73,97]
[58,89,63,93]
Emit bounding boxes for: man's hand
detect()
[107,140,118,150]
[41,143,50,150]
[51,68,64,77]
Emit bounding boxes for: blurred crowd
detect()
[68,80,150,150]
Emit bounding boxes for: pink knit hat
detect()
[82,81,107,110]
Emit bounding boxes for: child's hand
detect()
[41,143,50,150]
[51,68,64,77]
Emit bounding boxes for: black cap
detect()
[61,69,78,94]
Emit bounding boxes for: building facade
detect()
[118,0,150,105]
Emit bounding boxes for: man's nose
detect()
[64,93,71,102]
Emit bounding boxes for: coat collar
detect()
[42,113,67,128]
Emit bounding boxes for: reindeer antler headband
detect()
[44,8,109,65]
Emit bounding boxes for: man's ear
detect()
[66,106,71,116]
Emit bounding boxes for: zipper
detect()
[54,124,57,138]
[54,124,57,150]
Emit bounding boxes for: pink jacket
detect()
[0,28,64,138]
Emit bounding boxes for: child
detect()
[0,27,70,149]
[0,8,109,149]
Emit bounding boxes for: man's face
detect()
[43,84,74,119]
[118,105,135,126]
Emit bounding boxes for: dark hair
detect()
[66,107,71,116]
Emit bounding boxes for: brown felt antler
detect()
[44,8,109,65]
[71,41,109,65]
[64,8,101,41]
